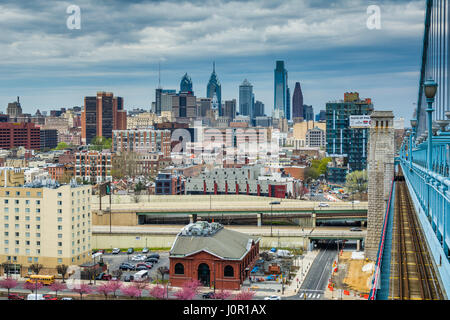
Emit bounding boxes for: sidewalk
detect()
[281,250,319,297]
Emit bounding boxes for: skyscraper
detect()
[180,73,193,93]
[292,82,304,120]
[155,89,176,115]
[207,62,222,116]
[274,61,288,119]
[7,97,22,118]
[239,79,253,118]
[286,86,291,120]
[254,101,265,117]
[224,99,236,120]
[81,92,127,145]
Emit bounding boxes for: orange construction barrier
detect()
[343,290,350,296]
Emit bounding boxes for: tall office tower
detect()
[180,73,193,94]
[254,101,265,117]
[274,61,288,119]
[155,89,176,115]
[303,105,314,121]
[316,110,326,122]
[207,62,222,116]
[81,92,127,145]
[161,91,177,113]
[6,97,22,118]
[292,82,304,120]
[326,92,373,184]
[172,93,197,123]
[224,99,236,120]
[197,98,212,117]
[239,79,253,119]
[286,86,291,120]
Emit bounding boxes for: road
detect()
[288,240,337,300]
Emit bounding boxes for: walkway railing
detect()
[368,177,394,300]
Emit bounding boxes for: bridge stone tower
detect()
[365,111,395,261]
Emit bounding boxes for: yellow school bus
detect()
[26,275,55,285]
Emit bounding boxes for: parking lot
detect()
[100,250,170,282]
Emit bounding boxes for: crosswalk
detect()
[298,291,323,300]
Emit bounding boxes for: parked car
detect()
[123,275,134,282]
[60,297,73,300]
[8,294,24,300]
[43,294,58,301]
[147,253,160,259]
[27,294,45,300]
[135,265,149,271]
[136,262,152,269]
[127,248,134,254]
[145,257,158,264]
[350,227,362,232]
[142,247,149,254]
[119,263,136,271]
[131,255,146,262]
[318,203,330,207]
[112,248,121,254]
[96,272,112,281]
[264,295,281,300]
[202,292,215,299]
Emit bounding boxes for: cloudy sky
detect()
[0,0,426,122]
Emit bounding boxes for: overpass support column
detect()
[257,213,262,227]
[312,213,316,227]
[189,214,197,224]
[357,239,361,251]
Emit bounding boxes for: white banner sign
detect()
[349,115,371,128]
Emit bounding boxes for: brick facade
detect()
[169,241,259,290]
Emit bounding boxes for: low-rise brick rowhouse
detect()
[169,221,260,290]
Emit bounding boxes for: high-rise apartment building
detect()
[0,181,92,276]
[239,79,253,119]
[206,63,222,116]
[81,92,127,145]
[326,92,373,184]
[74,150,113,183]
[274,61,288,119]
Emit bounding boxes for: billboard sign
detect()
[349,115,371,128]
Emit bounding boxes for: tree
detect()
[121,285,142,299]
[148,284,169,300]
[214,290,232,300]
[132,279,149,291]
[24,281,43,293]
[174,279,201,300]
[112,151,138,179]
[96,282,114,300]
[90,136,112,151]
[49,281,67,298]
[0,278,18,295]
[1,262,13,278]
[29,263,43,275]
[304,167,319,181]
[108,280,123,298]
[233,289,256,300]
[73,283,93,300]
[57,264,69,283]
[157,266,169,281]
[345,170,368,194]
[54,142,69,150]
[318,157,331,175]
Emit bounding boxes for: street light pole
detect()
[423,79,438,171]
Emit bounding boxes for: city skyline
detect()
[0,0,425,123]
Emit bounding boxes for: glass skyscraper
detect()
[180,73,193,93]
[274,60,289,119]
[207,62,222,116]
[239,79,253,118]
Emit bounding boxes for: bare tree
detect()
[57,264,68,283]
[30,263,43,275]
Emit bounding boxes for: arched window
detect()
[224,265,234,277]
[174,263,184,275]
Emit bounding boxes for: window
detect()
[4,216,8,220]
[15,192,20,196]
[5,191,10,196]
[26,192,30,196]
[58,258,62,264]
[224,265,234,277]
[4,208,8,213]
[4,200,8,204]
[174,263,184,274]
[58,242,62,247]
[15,200,19,204]
[15,216,19,221]
[58,192,62,197]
